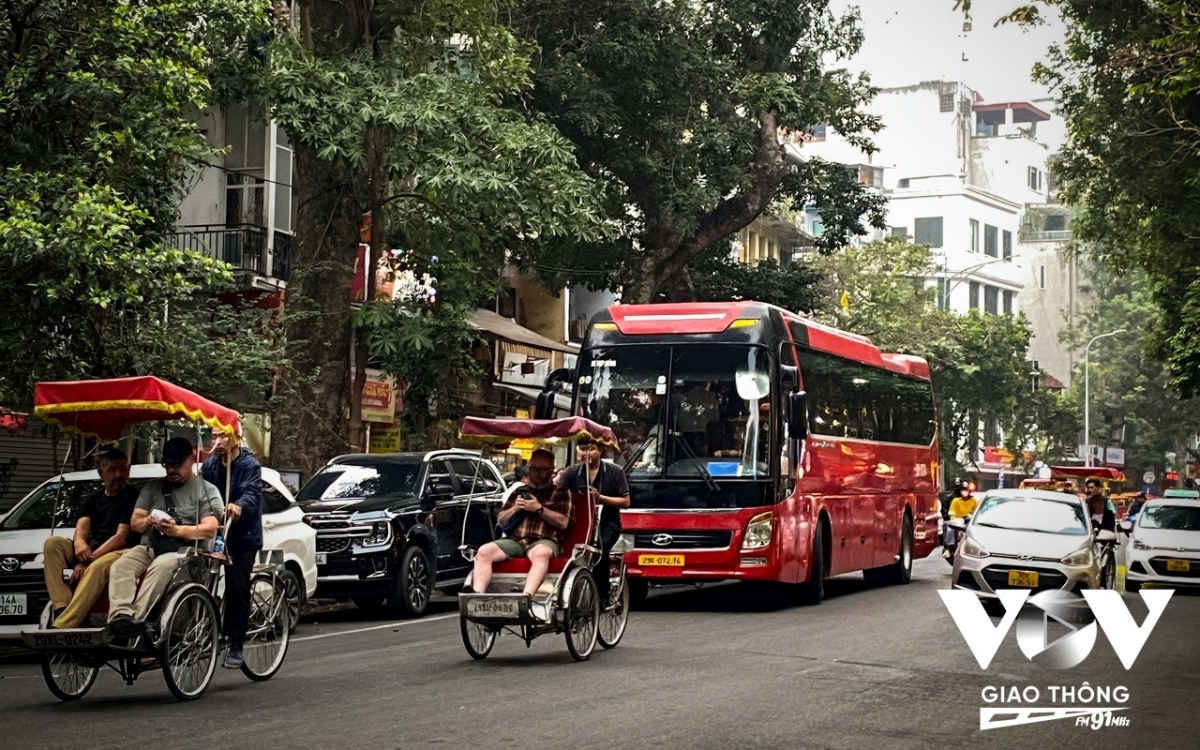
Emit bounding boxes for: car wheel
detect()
[279,569,303,634]
[386,546,431,619]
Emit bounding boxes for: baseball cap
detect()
[162,437,194,466]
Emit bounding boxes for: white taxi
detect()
[1125,498,1200,592]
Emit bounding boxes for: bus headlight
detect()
[741,512,773,550]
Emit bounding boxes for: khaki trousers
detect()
[41,537,126,629]
[108,546,183,621]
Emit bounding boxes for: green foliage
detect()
[691,246,824,313]
[1061,260,1200,474]
[254,1,608,458]
[812,239,1079,477]
[512,0,887,301]
[0,0,272,407]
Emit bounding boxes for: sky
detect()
[832,0,1069,148]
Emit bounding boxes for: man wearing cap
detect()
[41,448,140,629]
[201,429,262,669]
[107,437,223,637]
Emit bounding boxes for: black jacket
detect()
[202,449,263,552]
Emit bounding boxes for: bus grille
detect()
[633,531,732,550]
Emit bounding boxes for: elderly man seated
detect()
[107,437,223,638]
[467,449,573,621]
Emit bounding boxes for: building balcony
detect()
[1019,229,1072,243]
[171,224,291,283]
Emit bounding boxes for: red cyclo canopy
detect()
[459,416,619,451]
[1049,466,1126,482]
[34,376,240,441]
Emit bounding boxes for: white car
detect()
[1125,499,1200,592]
[0,464,316,638]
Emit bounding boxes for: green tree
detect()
[256,2,607,471]
[512,0,887,302]
[812,239,1079,477]
[1062,260,1200,477]
[0,0,275,408]
[959,0,1200,398]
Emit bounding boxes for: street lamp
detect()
[938,257,1008,309]
[1084,329,1126,467]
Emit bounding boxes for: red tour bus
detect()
[539,300,939,604]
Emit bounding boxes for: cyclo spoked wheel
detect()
[40,651,98,702]
[598,569,630,649]
[460,614,497,660]
[241,574,291,681]
[161,586,220,701]
[563,569,600,661]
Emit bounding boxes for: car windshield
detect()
[973,495,1089,536]
[581,344,772,480]
[1,480,101,530]
[296,463,419,501]
[1139,504,1200,531]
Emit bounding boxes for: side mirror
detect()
[780,364,799,392]
[786,390,809,441]
[543,367,575,392]
[534,390,556,420]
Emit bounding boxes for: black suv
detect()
[296,450,505,618]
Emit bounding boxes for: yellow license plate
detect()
[1007,570,1039,587]
[1166,559,1191,572]
[638,554,684,567]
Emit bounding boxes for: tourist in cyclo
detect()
[41,448,140,629]
[467,448,573,621]
[107,437,223,638]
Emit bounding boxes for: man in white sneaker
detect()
[469,449,573,620]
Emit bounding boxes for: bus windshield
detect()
[581,345,772,481]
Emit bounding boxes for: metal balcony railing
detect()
[1020,229,1072,243]
[172,224,292,281]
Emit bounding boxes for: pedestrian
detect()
[201,428,262,669]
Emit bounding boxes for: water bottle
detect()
[212,533,225,555]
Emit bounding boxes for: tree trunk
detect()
[270,140,362,475]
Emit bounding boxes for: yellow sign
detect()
[362,370,397,423]
[515,408,529,419]
[368,422,401,454]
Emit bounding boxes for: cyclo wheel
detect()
[40,651,98,702]
[241,574,291,681]
[160,586,220,701]
[597,568,630,649]
[563,568,600,661]
[460,614,497,660]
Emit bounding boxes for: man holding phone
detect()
[107,437,222,638]
[468,449,572,621]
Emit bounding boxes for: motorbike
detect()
[942,516,970,563]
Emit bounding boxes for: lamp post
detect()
[939,257,1007,309]
[1084,329,1126,467]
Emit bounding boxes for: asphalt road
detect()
[1,553,1197,750]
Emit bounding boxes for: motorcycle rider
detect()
[943,481,978,559]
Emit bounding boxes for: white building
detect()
[802,81,1053,317]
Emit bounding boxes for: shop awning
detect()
[472,308,575,354]
[493,382,572,413]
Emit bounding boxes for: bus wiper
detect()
[670,430,719,493]
[622,433,655,478]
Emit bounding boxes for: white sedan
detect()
[1125,499,1200,592]
[0,464,316,638]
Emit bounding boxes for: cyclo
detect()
[20,376,290,701]
[455,416,631,661]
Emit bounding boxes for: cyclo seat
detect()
[492,491,595,576]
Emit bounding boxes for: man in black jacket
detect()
[558,437,629,608]
[201,429,262,669]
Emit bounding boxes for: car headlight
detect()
[961,536,989,559]
[1061,546,1093,566]
[741,511,773,550]
[362,522,391,547]
[1132,538,1150,551]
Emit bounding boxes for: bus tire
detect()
[797,524,825,606]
